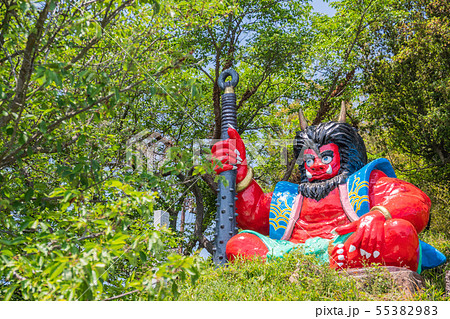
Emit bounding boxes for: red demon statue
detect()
[211,107,446,273]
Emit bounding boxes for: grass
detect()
[177,241,449,301]
[175,215,450,301]
[416,231,450,299]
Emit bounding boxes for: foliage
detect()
[347,0,450,236]
[1,179,204,300]
[0,0,227,300]
[357,0,450,186]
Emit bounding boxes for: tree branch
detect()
[0,79,146,169]
[185,181,213,255]
[237,73,267,111]
[103,289,140,301]
[201,173,217,193]
[0,1,50,128]
[69,0,134,66]
[281,155,297,182]
[13,270,28,281]
[313,0,373,124]
[196,65,214,83]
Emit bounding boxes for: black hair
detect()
[293,121,367,200]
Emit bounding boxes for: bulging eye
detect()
[305,159,314,167]
[322,155,332,164]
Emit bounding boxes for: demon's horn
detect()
[338,101,346,123]
[298,109,308,131]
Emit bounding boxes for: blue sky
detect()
[312,0,336,16]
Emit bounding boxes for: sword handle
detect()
[213,69,239,265]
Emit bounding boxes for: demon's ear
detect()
[338,101,346,123]
[298,108,308,131]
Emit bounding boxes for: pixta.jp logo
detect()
[126,130,173,173]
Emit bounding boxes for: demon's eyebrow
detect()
[320,150,334,158]
[296,138,320,164]
[303,138,320,155]
[304,153,315,160]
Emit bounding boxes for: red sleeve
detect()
[368,169,431,234]
[235,180,272,235]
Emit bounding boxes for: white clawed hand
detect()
[335,244,345,267]
[334,243,381,268]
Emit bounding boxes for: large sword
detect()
[213,68,239,265]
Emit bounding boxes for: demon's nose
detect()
[310,161,327,171]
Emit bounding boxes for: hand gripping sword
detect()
[213,69,239,265]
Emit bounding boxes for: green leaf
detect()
[139,251,147,262]
[19,131,29,144]
[4,285,18,301]
[38,121,47,133]
[24,188,34,202]
[189,86,196,99]
[11,237,26,245]
[78,134,86,146]
[49,0,57,11]
[63,190,74,202]
[1,249,14,257]
[171,282,179,299]
[73,163,84,174]
[91,160,100,171]
[153,1,160,16]
[49,262,67,280]
[48,70,62,87]
[110,233,128,245]
[19,218,34,231]
[93,21,102,38]
[0,239,12,245]
[107,180,123,188]
[20,0,30,13]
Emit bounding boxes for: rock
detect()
[289,269,299,283]
[339,266,425,297]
